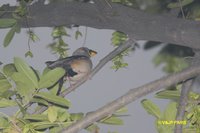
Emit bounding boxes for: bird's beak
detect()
[89,49,97,57]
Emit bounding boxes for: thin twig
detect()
[82,27,87,46]
[24,3,32,51]
[60,64,200,133]
[178,0,186,19]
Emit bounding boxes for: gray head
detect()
[72,47,97,58]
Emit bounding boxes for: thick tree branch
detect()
[1,1,200,49]
[60,64,200,133]
[33,39,136,114]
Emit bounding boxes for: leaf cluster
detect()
[0,58,127,133]
[111,31,132,70]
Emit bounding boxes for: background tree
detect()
[0,0,200,133]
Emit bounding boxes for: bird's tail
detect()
[45,61,55,69]
[45,61,54,66]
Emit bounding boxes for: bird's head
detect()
[72,47,97,58]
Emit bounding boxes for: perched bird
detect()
[46,47,97,94]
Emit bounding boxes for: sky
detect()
[0,1,170,133]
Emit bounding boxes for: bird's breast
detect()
[68,59,92,83]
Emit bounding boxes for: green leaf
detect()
[167,0,194,8]
[155,119,173,133]
[0,98,17,108]
[25,51,33,58]
[48,106,57,123]
[34,92,71,108]
[28,31,39,42]
[22,126,31,133]
[3,63,17,77]
[155,90,180,100]
[156,102,177,133]
[57,109,70,122]
[15,100,26,115]
[49,127,62,133]
[100,116,124,125]
[13,76,35,103]
[0,19,16,28]
[163,102,177,121]
[115,107,128,114]
[70,113,84,121]
[0,72,6,80]
[52,26,68,38]
[0,116,9,129]
[189,92,200,100]
[12,72,31,84]
[86,124,99,133]
[13,23,21,33]
[75,30,82,40]
[3,27,15,47]
[16,82,35,103]
[0,79,11,93]
[141,99,161,119]
[0,90,16,99]
[14,57,38,88]
[24,114,48,121]
[30,97,49,106]
[30,122,58,130]
[39,67,65,89]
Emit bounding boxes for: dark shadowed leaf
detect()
[30,97,49,106]
[0,19,16,28]
[3,27,15,47]
[3,63,17,77]
[24,114,48,121]
[0,79,11,93]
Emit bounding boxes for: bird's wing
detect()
[46,56,84,68]
[46,55,90,77]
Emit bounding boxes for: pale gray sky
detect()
[0,1,169,133]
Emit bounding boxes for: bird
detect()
[45,47,97,95]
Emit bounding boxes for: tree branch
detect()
[33,38,136,114]
[60,64,200,133]
[174,49,200,133]
[1,1,200,49]
[174,79,193,133]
